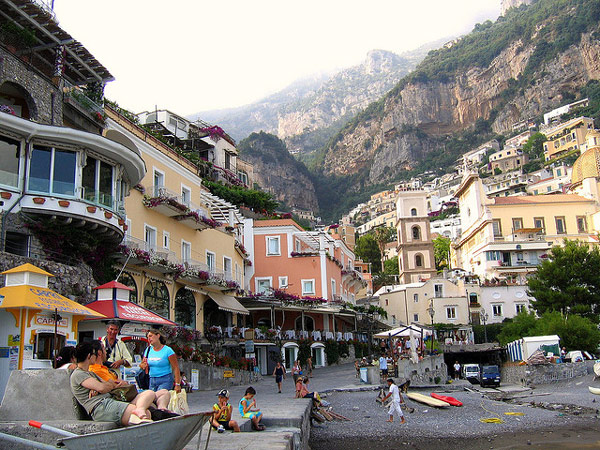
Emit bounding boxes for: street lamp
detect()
[427,303,435,355]
[481,310,488,343]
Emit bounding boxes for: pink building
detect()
[241,219,368,372]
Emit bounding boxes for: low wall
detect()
[397,355,448,385]
[337,344,356,365]
[179,361,256,391]
[501,360,594,386]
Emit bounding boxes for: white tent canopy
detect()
[374,324,432,339]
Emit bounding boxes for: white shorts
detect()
[388,401,404,418]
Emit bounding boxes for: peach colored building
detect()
[243,219,369,371]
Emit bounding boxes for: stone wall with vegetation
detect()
[501,360,594,386]
[179,361,255,391]
[398,354,448,385]
[0,251,95,303]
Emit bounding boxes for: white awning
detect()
[208,292,249,315]
[374,325,431,339]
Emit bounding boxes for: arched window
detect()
[295,315,315,332]
[415,254,423,267]
[412,225,421,240]
[119,272,138,303]
[175,288,196,329]
[0,81,37,119]
[410,208,417,216]
[204,298,228,328]
[143,280,169,319]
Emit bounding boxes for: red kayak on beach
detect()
[431,393,463,406]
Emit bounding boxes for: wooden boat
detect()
[0,413,212,450]
[431,393,463,406]
[588,386,600,395]
[407,392,450,408]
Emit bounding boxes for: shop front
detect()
[0,264,105,397]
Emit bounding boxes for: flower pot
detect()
[118,219,125,226]
[32,197,45,204]
[86,206,96,213]
[58,200,70,207]
[0,192,12,200]
[104,211,113,219]
[123,224,128,231]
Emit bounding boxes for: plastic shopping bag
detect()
[168,389,189,415]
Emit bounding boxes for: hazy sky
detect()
[53,1,501,116]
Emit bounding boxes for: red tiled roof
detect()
[253,219,304,230]
[493,194,591,205]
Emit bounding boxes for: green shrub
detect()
[298,339,312,366]
[338,341,349,358]
[324,340,340,365]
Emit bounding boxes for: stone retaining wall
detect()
[397,354,448,385]
[501,360,594,386]
[0,251,96,303]
[179,361,256,391]
[0,47,63,125]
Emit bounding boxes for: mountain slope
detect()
[314,0,600,220]
[192,44,441,150]
[238,132,318,211]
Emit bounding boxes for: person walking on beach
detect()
[379,353,388,382]
[273,361,286,393]
[381,378,405,424]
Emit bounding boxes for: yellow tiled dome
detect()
[571,130,600,185]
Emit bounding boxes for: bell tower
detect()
[396,189,437,283]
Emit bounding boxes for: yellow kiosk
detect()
[0,263,104,394]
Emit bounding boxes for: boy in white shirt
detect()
[381,378,405,424]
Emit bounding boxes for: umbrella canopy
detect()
[374,324,432,339]
[0,285,105,317]
[84,299,176,326]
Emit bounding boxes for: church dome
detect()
[571,130,600,185]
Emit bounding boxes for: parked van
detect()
[462,364,480,383]
[480,365,501,387]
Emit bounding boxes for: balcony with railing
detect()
[212,327,364,343]
[62,80,106,127]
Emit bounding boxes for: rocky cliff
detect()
[321,0,600,187]
[238,132,318,211]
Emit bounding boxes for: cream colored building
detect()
[357,210,396,235]
[542,116,594,161]
[105,106,250,333]
[452,172,597,283]
[377,278,470,331]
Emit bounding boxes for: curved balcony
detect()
[0,112,146,243]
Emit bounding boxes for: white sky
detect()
[53,0,501,116]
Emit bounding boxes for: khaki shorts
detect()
[91,397,129,425]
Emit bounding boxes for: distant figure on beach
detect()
[273,361,286,393]
[379,353,388,381]
[453,361,461,380]
[381,378,405,424]
[292,359,302,383]
[307,356,313,378]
